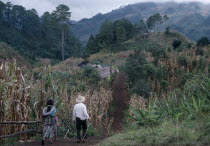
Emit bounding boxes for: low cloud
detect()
[1,0,210,20]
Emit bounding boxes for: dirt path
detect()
[19,137,104,146]
[111,73,129,132]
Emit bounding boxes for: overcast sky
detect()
[1,0,210,20]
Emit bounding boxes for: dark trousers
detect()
[76,117,87,141]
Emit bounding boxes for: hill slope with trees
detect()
[1,15,210,144]
[71,2,210,45]
[0,42,31,68]
[1,1,210,145]
[0,1,81,62]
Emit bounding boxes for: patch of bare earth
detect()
[18,137,104,146]
[111,73,129,132]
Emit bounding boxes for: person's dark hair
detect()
[47,99,54,112]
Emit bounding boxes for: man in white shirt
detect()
[72,95,90,143]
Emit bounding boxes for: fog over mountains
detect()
[71,2,210,45]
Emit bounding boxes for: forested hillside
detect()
[1,1,210,145]
[0,42,31,68]
[85,13,169,56]
[77,13,210,101]
[0,1,81,62]
[71,2,210,45]
[86,16,210,145]
[1,13,210,145]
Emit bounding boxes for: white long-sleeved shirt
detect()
[72,103,90,121]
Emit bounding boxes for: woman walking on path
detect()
[73,95,90,143]
[42,99,59,145]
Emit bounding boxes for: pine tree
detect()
[4,2,13,26]
[99,20,114,46]
[53,4,71,61]
[116,26,126,43]
[138,19,147,33]
[11,5,25,31]
[0,1,5,22]
[87,35,97,55]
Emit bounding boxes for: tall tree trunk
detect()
[0,93,2,136]
[61,27,65,61]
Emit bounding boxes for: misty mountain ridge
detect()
[71,1,210,45]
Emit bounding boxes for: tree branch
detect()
[0,129,41,138]
[0,121,41,124]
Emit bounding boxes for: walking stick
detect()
[81,120,89,141]
[63,120,70,138]
[73,119,89,142]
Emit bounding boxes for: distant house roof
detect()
[97,67,111,78]
[78,61,118,78]
[77,61,90,67]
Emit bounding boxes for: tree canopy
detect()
[0,1,81,61]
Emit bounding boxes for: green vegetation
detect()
[2,20,210,144]
[101,119,210,145]
[0,1,81,61]
[87,13,210,145]
[0,57,114,144]
[197,37,210,47]
[81,66,100,87]
[1,3,210,145]
[86,13,169,55]
[129,101,163,126]
[0,42,31,67]
[123,54,150,98]
[86,18,136,55]
[172,40,182,49]
[146,13,169,31]
[101,75,210,145]
[72,2,210,45]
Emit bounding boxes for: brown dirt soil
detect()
[111,73,129,132]
[18,137,104,146]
